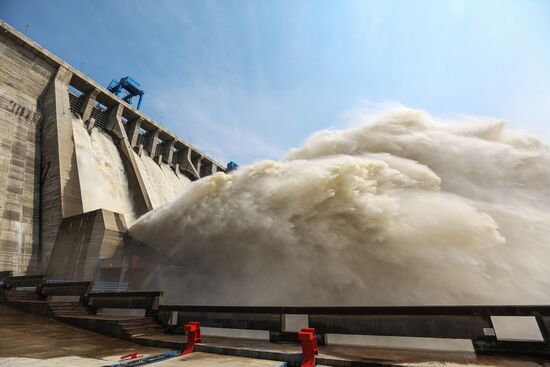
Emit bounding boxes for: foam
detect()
[72,117,137,224]
[130,107,550,305]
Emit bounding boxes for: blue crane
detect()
[226,161,239,172]
[107,76,145,110]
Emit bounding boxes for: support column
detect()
[145,129,160,157]
[104,103,153,213]
[178,146,199,180]
[78,88,99,123]
[195,156,203,177]
[104,103,124,139]
[126,117,143,148]
[40,66,84,268]
[162,139,175,165]
[86,117,96,133]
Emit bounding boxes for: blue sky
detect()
[2,0,550,165]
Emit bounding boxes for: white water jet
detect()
[130,107,550,306]
[72,117,137,224]
[132,152,190,209]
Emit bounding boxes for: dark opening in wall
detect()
[68,93,82,114]
[67,85,84,114]
[136,130,147,147]
[91,102,107,129]
[172,149,180,166]
[200,161,213,177]
[155,139,165,158]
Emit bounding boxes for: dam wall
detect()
[0,20,224,277]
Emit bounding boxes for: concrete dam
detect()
[0,20,224,283]
[3,17,550,367]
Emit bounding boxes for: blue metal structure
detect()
[226,161,239,172]
[107,76,145,110]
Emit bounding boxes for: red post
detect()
[120,352,141,360]
[298,329,316,367]
[190,321,202,342]
[181,322,202,355]
[300,328,318,355]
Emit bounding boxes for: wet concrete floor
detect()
[0,304,167,366]
[149,352,285,366]
[0,304,285,367]
[3,303,550,366]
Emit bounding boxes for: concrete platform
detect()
[0,304,166,366]
[2,303,550,366]
[149,352,285,366]
[134,333,550,366]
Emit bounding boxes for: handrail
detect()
[42,281,92,288]
[157,304,550,316]
[3,274,46,289]
[89,291,163,298]
[91,281,128,292]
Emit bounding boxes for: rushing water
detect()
[72,117,137,224]
[129,107,550,306]
[133,152,191,209]
[72,116,191,224]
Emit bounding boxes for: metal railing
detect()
[91,281,128,293]
[46,280,127,293]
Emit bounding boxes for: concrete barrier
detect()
[157,304,550,356]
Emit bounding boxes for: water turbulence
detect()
[129,107,550,305]
[133,152,190,209]
[72,116,137,224]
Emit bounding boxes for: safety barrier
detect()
[41,281,93,298]
[2,274,46,289]
[92,281,129,293]
[0,276,156,315]
[182,322,202,355]
[87,291,163,315]
[157,304,550,356]
[0,271,13,287]
[2,275,550,357]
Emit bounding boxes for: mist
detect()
[129,107,550,306]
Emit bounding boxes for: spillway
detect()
[0,19,223,279]
[133,152,191,209]
[72,116,137,224]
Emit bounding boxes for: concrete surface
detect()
[0,303,166,366]
[149,352,285,367]
[3,302,550,366]
[0,20,51,274]
[0,304,286,367]
[134,333,550,366]
[45,209,127,281]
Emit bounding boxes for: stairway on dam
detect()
[48,301,92,317]
[117,317,166,337]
